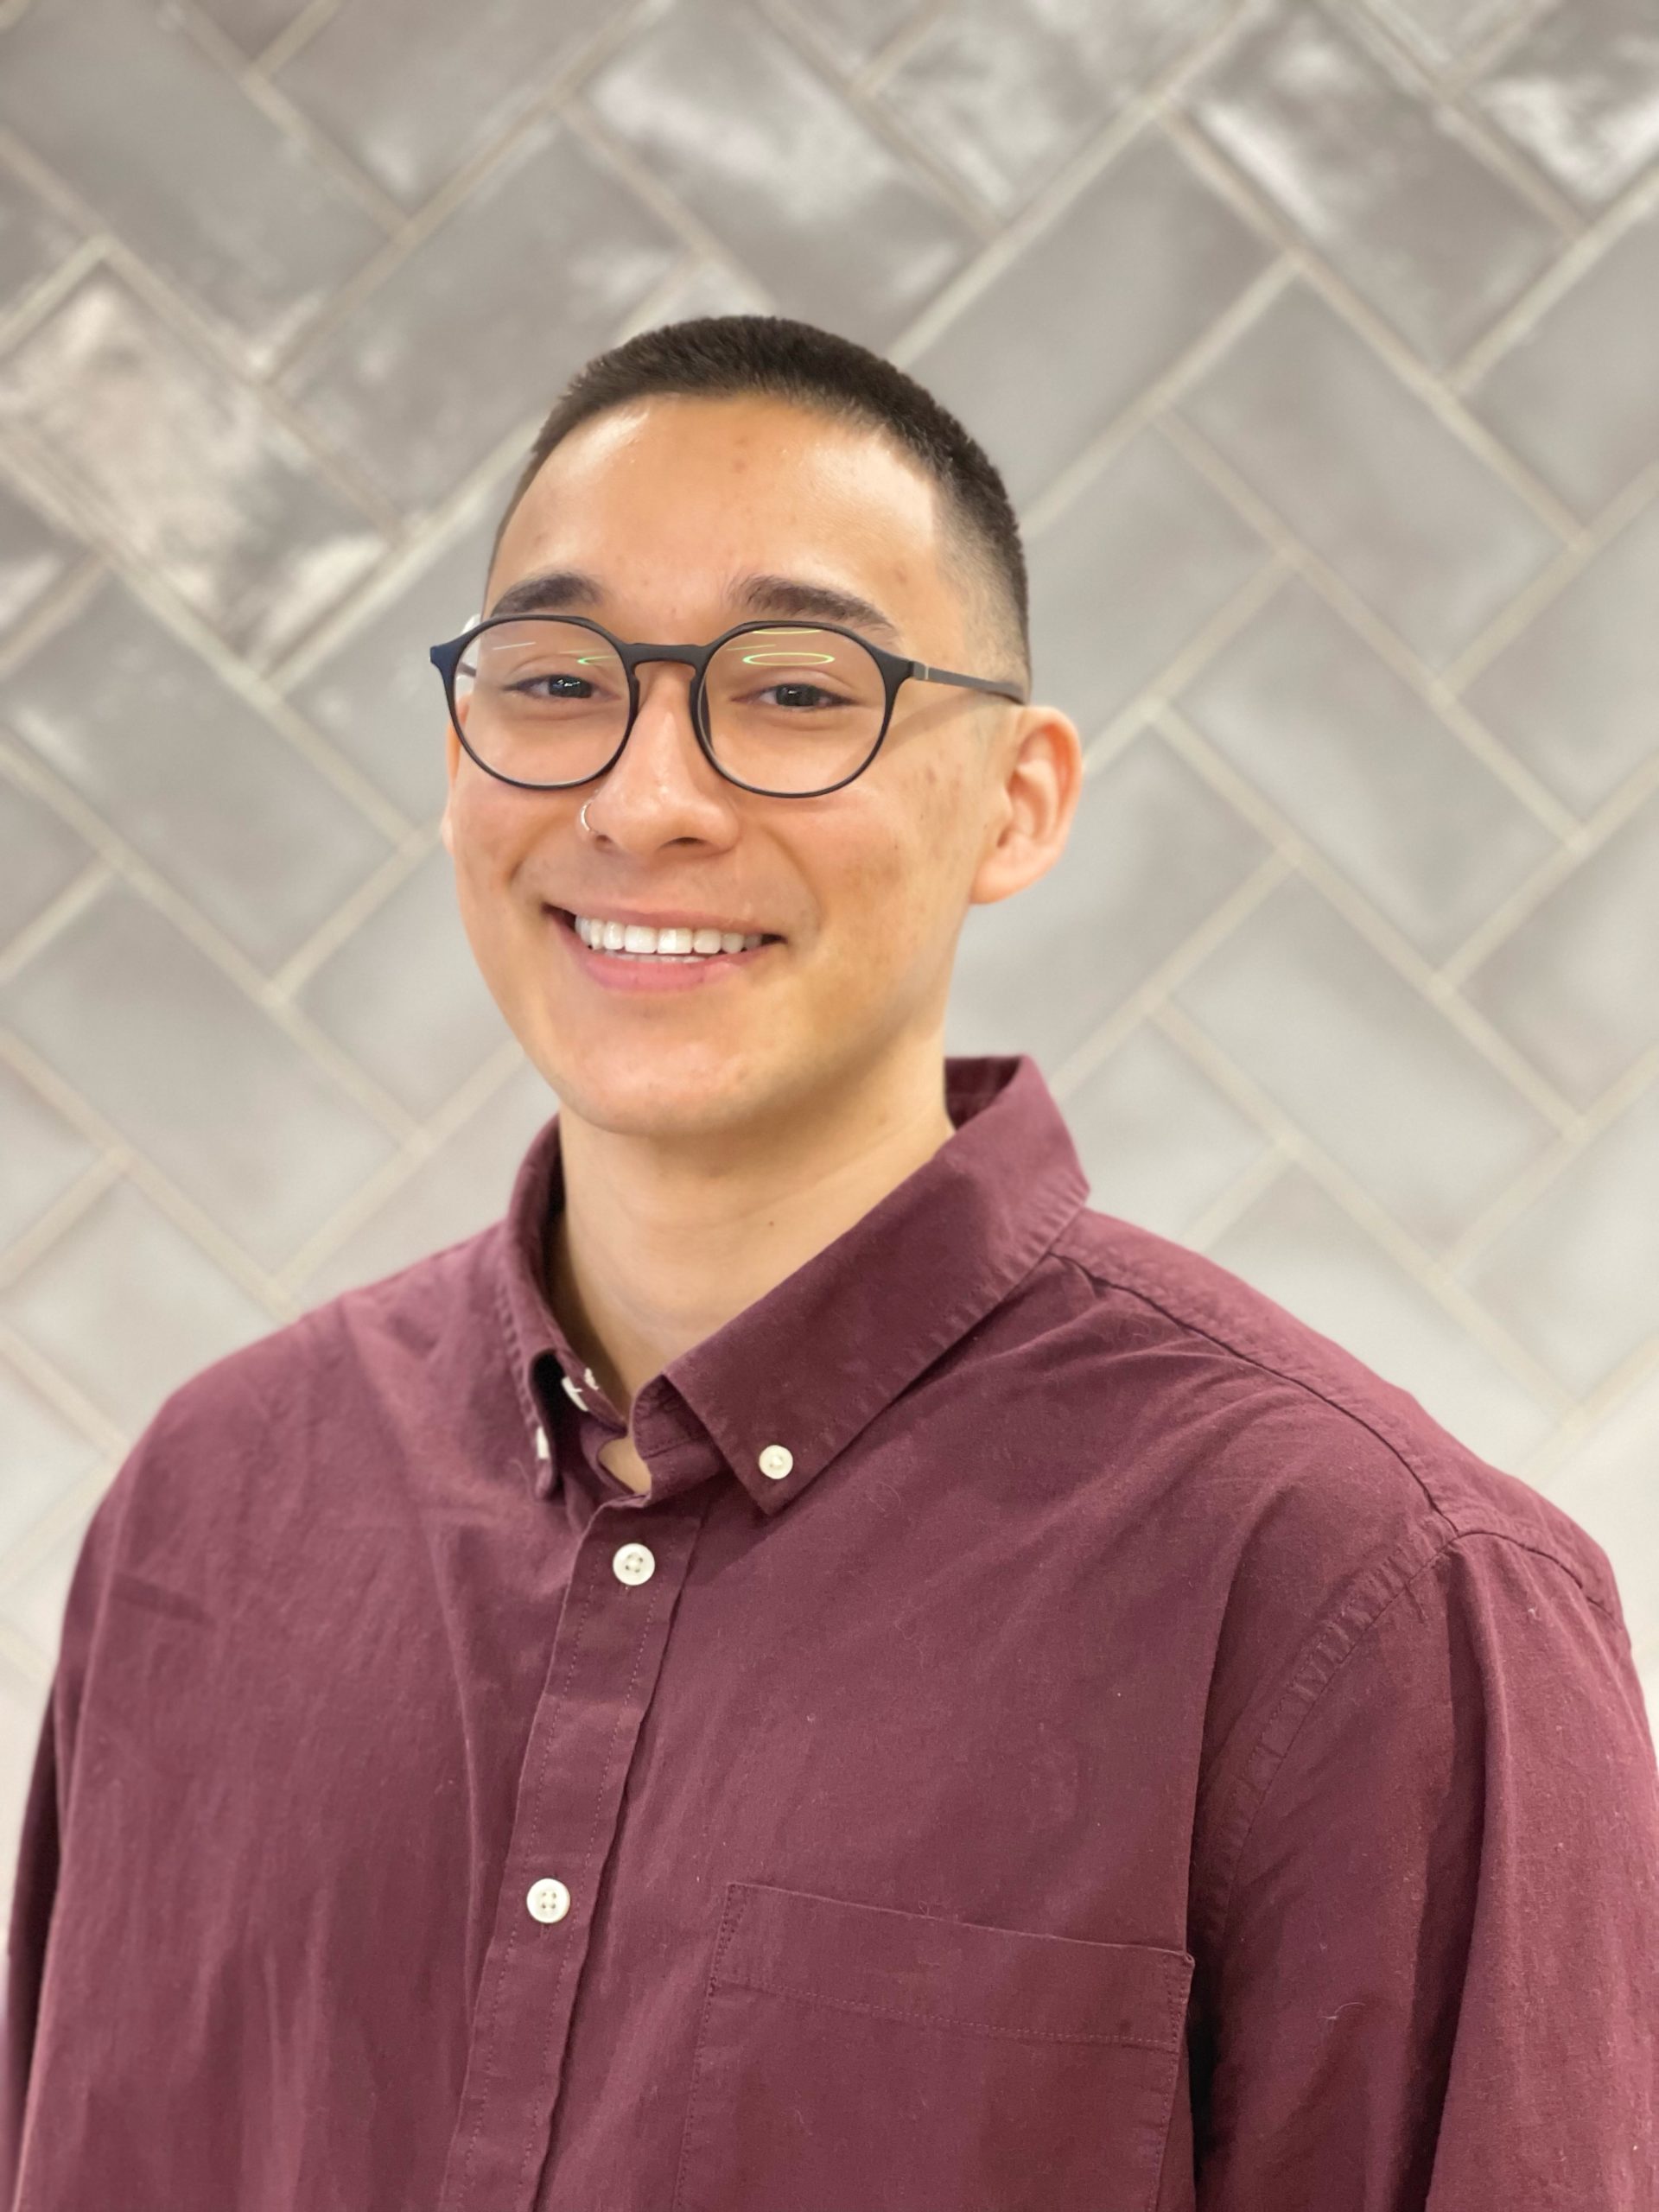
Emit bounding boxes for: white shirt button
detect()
[612,1541,656,1587]
[560,1373,588,1410]
[758,1443,793,1481]
[534,1424,550,1462]
[526,1877,570,1923]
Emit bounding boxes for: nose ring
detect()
[579,799,594,836]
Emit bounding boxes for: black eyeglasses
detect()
[428,613,1027,799]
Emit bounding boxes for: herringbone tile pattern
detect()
[1,0,1656,1894]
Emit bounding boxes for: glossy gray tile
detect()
[1462,1080,1659,1395]
[885,0,1225,213]
[1172,874,1554,1247]
[0,163,80,311]
[1465,498,1659,817]
[276,0,602,208]
[1471,0,1659,207]
[1463,793,1659,1109]
[0,274,385,663]
[0,0,384,358]
[0,1060,98,1255]
[588,0,976,348]
[1467,208,1659,521]
[299,1058,554,1302]
[0,1179,275,1434]
[8,579,392,970]
[0,1357,101,1565]
[0,772,91,947]
[289,502,503,821]
[1188,0,1557,366]
[947,725,1270,1068]
[297,844,510,1119]
[1209,1164,1556,1465]
[286,118,678,514]
[912,129,1274,507]
[1179,575,1557,959]
[0,477,79,640]
[1065,1022,1269,1239]
[1027,428,1269,742]
[1181,283,1560,664]
[0,885,396,1268]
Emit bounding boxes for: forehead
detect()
[488,395,957,624]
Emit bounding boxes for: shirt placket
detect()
[437,1465,707,2212]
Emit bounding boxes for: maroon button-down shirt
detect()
[5,1053,1656,2209]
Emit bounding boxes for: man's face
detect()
[442,393,1047,1144]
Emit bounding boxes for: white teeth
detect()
[571,914,770,958]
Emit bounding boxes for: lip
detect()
[545,906,781,994]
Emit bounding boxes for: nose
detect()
[580,655,735,853]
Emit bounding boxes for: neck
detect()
[548,1046,957,1419]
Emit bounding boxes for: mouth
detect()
[544,906,785,987]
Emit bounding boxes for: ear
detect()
[968,702,1084,908]
[440,722,461,858]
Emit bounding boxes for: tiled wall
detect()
[1,0,1656,1904]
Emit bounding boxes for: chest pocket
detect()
[671,1882,1193,2212]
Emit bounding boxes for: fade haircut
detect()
[486,315,1030,681]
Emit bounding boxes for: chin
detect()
[544,1038,788,1143]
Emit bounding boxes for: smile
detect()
[570,913,770,960]
[546,906,784,992]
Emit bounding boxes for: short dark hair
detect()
[486,315,1029,677]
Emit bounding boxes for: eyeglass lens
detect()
[451,620,887,795]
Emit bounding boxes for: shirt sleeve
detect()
[0,1467,129,2204]
[1193,1528,1659,2209]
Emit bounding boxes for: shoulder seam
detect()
[1203,1524,1624,1961]
[1052,1244,1611,1620]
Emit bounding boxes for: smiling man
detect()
[4,316,1656,2212]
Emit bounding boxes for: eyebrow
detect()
[484,569,906,647]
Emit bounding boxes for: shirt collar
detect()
[493,1054,1090,1514]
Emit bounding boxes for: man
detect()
[3,315,1655,2211]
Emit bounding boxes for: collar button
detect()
[758,1443,793,1481]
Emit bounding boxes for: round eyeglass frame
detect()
[428,613,1028,800]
